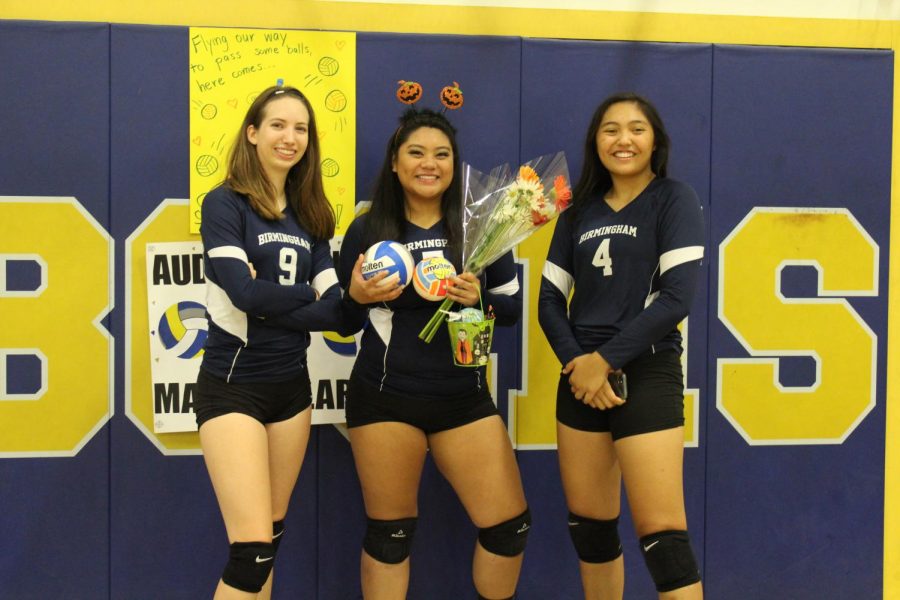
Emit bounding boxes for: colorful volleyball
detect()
[157,301,208,359]
[362,241,414,288]
[412,256,456,301]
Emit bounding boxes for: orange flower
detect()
[518,165,540,183]
[553,175,572,210]
[531,209,549,226]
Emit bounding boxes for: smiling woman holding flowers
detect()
[338,108,529,600]
[539,93,705,599]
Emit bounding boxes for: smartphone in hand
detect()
[608,372,628,400]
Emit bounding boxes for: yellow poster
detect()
[188,27,356,234]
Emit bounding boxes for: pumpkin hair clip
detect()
[439,81,463,112]
[396,80,423,105]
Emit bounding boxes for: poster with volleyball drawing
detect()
[147,241,208,433]
[188,27,356,234]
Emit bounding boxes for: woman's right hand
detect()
[563,351,625,411]
[347,254,404,304]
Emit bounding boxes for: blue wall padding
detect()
[704,44,891,600]
[0,21,891,600]
[0,20,112,600]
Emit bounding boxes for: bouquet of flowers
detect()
[418,151,572,343]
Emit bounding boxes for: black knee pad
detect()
[363,517,417,564]
[478,508,531,557]
[221,541,275,593]
[567,512,623,563]
[272,520,285,553]
[639,530,701,592]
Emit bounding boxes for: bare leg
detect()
[429,416,528,599]
[200,413,273,600]
[557,422,624,600]
[350,422,428,600]
[257,407,313,600]
[615,428,702,600]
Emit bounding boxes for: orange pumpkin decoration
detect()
[440,81,464,110]
[396,80,423,105]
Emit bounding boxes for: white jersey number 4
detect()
[591,238,613,276]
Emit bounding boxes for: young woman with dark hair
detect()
[339,108,530,600]
[539,93,705,600]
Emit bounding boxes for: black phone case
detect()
[608,373,628,399]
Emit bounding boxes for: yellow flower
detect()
[518,165,540,183]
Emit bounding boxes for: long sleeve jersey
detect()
[199,185,342,382]
[538,177,704,370]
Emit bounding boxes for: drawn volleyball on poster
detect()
[322,330,357,356]
[156,301,208,359]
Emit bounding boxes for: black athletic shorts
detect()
[346,375,499,434]
[194,366,312,428]
[556,350,684,440]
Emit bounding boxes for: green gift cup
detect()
[446,297,494,367]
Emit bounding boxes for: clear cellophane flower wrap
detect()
[419,151,572,343]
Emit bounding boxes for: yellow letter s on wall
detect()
[717,208,878,445]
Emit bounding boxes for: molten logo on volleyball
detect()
[157,301,208,359]
[413,256,456,301]
[362,241,414,288]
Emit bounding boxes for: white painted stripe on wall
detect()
[325,0,900,20]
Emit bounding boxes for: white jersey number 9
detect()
[279,247,298,285]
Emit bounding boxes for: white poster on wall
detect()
[147,241,207,433]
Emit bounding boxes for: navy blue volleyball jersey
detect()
[338,213,521,399]
[538,178,704,370]
[200,185,342,382]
